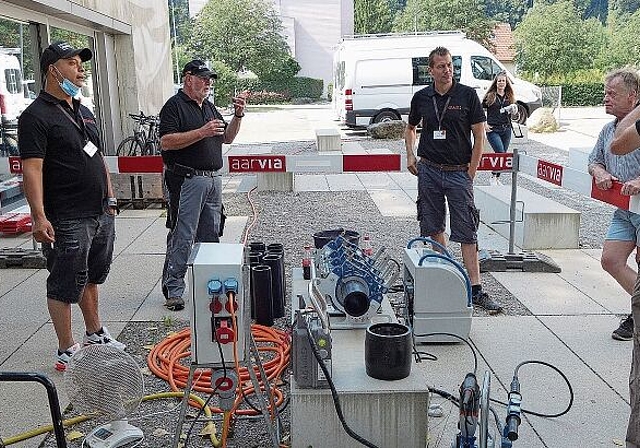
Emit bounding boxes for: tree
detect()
[610,0,640,14]
[188,0,292,79]
[393,0,495,44]
[485,0,531,27]
[599,10,640,68]
[355,0,394,34]
[514,0,606,81]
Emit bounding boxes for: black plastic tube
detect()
[249,241,266,253]
[262,253,285,318]
[251,264,273,326]
[247,251,263,319]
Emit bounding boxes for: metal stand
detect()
[479,146,561,273]
[0,371,67,448]
[171,333,281,448]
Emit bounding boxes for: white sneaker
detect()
[495,176,503,186]
[83,326,126,351]
[55,342,81,372]
[489,176,498,186]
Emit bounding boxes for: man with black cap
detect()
[160,59,247,311]
[18,41,124,372]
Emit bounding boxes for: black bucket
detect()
[365,323,412,380]
[313,228,360,249]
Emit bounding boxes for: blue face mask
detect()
[53,66,80,97]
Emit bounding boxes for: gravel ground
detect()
[41,134,615,448]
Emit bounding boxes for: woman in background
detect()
[482,71,517,185]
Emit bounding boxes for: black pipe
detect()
[247,251,263,319]
[249,241,266,253]
[251,265,273,326]
[0,371,67,448]
[262,253,285,318]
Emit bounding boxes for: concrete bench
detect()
[475,185,580,249]
[315,128,341,152]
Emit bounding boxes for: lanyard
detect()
[432,96,451,131]
[56,103,89,143]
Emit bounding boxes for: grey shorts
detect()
[416,161,479,244]
[43,213,115,303]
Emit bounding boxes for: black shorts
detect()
[416,161,479,244]
[43,213,115,303]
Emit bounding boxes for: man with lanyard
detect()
[611,85,640,448]
[404,46,502,314]
[19,41,123,372]
[160,60,247,311]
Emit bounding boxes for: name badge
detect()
[433,130,446,140]
[83,141,98,157]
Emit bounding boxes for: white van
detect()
[0,49,26,125]
[332,31,542,128]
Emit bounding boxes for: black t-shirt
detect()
[159,90,226,171]
[18,91,107,222]
[483,94,511,128]
[408,82,486,165]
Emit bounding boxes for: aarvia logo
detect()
[479,153,513,171]
[537,160,563,186]
[228,155,286,172]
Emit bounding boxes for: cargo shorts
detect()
[43,212,115,303]
[416,161,479,244]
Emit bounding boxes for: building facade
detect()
[0,0,174,155]
[189,0,354,95]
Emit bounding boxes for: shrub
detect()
[236,76,323,100]
[246,90,291,105]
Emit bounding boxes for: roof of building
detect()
[489,23,515,62]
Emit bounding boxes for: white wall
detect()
[278,0,354,94]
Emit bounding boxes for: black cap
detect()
[182,59,218,79]
[40,41,92,72]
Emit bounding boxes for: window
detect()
[470,56,503,81]
[412,56,461,86]
[4,69,22,94]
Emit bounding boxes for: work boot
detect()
[165,296,185,311]
[472,292,503,315]
[612,314,633,341]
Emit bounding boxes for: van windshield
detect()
[4,68,22,94]
[412,56,461,86]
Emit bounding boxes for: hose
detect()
[1,392,219,447]
[146,325,290,416]
[406,236,454,258]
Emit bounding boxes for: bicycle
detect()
[0,120,19,157]
[116,111,160,156]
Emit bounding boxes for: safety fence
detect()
[0,150,637,214]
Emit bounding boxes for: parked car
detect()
[332,31,542,127]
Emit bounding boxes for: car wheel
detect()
[373,110,400,123]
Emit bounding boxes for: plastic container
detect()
[365,323,412,380]
[312,228,360,249]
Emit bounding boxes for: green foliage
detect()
[236,77,324,101]
[393,0,495,44]
[485,0,530,27]
[597,10,640,69]
[188,0,292,79]
[355,0,394,34]
[514,0,606,82]
[211,61,238,107]
[167,0,191,45]
[558,82,604,106]
[610,0,640,14]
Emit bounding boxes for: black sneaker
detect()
[472,292,503,315]
[165,297,185,311]
[612,314,633,341]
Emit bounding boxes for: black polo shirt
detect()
[408,81,486,165]
[18,91,107,222]
[159,89,226,171]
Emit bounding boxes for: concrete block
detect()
[257,172,294,191]
[111,173,134,201]
[290,328,429,448]
[315,128,341,152]
[475,185,580,249]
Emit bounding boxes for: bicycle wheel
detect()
[142,140,159,156]
[1,133,19,156]
[117,136,144,156]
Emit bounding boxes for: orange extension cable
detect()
[146,324,291,416]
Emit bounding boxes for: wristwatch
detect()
[107,197,120,214]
